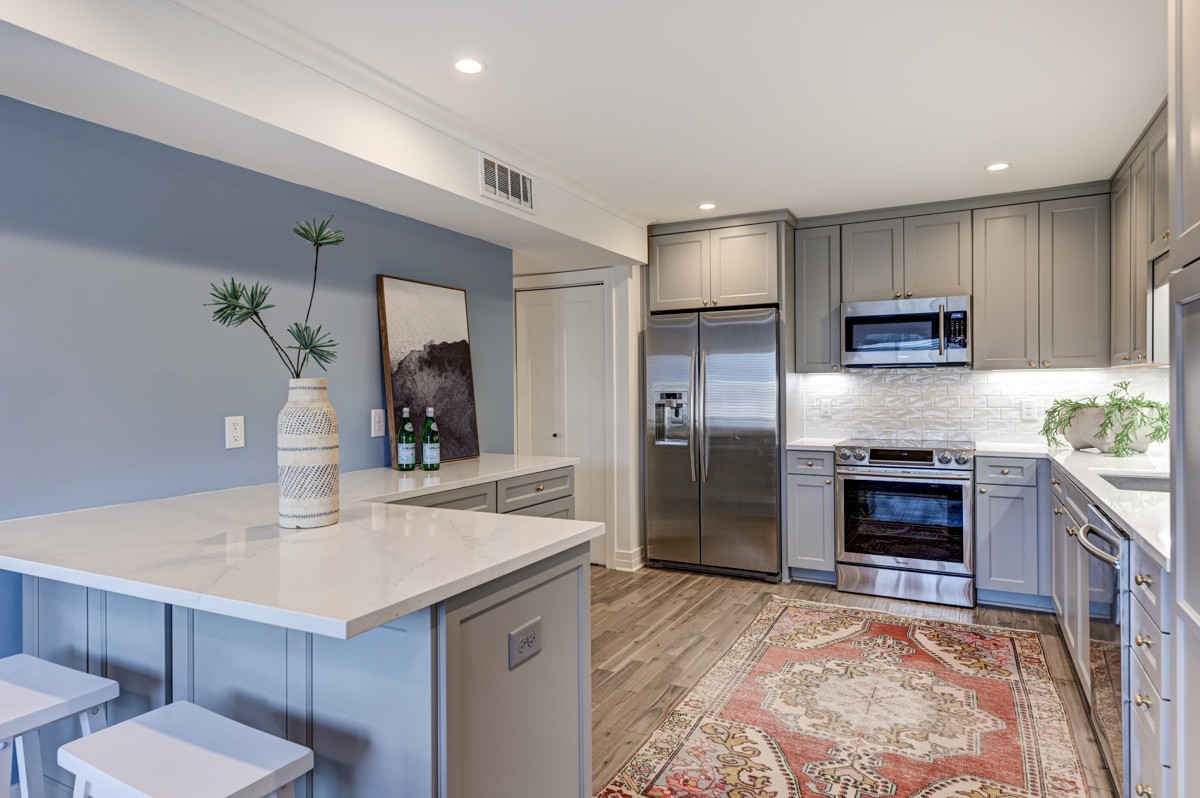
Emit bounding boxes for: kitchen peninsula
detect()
[0,455,600,798]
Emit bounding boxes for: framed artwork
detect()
[377,275,480,465]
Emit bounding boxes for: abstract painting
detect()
[377,275,480,465]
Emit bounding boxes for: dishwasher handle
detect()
[1077,519,1121,568]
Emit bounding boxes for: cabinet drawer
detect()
[1130,655,1170,768]
[1131,543,1171,631]
[786,449,835,475]
[507,496,575,520]
[1131,594,1172,699]
[1130,701,1167,798]
[1050,468,1089,525]
[976,457,1038,486]
[497,467,575,513]
[392,482,497,512]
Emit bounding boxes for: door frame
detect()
[514,265,643,571]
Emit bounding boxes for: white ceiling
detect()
[223,0,1167,224]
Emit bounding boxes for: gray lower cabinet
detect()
[973,198,1110,371]
[785,449,835,576]
[648,222,780,312]
[21,545,592,798]
[392,466,574,517]
[974,457,1045,600]
[793,226,841,373]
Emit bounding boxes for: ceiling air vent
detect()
[479,153,535,212]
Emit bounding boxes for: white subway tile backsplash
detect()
[796,367,1169,443]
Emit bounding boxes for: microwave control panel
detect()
[945,311,969,349]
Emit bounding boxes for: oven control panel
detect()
[835,442,974,471]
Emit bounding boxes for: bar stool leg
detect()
[15,730,46,798]
[77,705,108,736]
[1,737,12,798]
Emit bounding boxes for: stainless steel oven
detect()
[841,295,971,368]
[835,439,975,607]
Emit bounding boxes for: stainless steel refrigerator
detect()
[644,307,781,579]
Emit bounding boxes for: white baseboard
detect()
[611,546,646,572]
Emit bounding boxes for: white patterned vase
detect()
[277,377,340,528]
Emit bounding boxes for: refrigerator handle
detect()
[699,350,708,482]
[687,350,697,482]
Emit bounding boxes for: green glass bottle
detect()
[420,407,441,471]
[395,407,416,471]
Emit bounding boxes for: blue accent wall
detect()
[0,95,515,659]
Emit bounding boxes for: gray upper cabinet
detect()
[1170,0,1200,270]
[903,211,972,297]
[841,219,903,301]
[648,230,710,312]
[1039,196,1111,369]
[841,212,970,302]
[972,204,1040,370]
[648,223,778,312]
[794,226,841,372]
[1147,109,1170,261]
[1110,170,1134,365]
[1131,150,1150,362]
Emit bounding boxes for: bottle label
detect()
[423,443,441,464]
[397,442,416,466]
[430,422,438,432]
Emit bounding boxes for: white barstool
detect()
[0,654,119,798]
[58,701,314,798]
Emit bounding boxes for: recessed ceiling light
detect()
[698,203,716,210]
[455,59,484,74]
[986,162,1011,172]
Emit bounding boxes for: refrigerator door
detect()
[698,308,780,574]
[645,313,701,564]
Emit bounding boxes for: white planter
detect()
[1061,407,1153,454]
[277,377,340,528]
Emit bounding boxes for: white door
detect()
[516,285,607,565]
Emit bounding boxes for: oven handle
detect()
[837,468,972,482]
[1077,522,1121,568]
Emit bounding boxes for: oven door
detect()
[836,468,973,575]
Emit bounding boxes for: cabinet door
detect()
[1148,109,1170,261]
[972,204,1040,370]
[841,219,903,302]
[786,474,835,573]
[903,211,972,298]
[1110,169,1133,365]
[975,484,1039,595]
[710,223,778,307]
[794,226,841,372]
[1039,196,1111,369]
[1131,149,1150,363]
[649,230,710,311]
[1169,0,1200,269]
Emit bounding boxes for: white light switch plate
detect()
[370,409,386,437]
[820,398,833,417]
[225,416,245,449]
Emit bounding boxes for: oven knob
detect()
[955,452,970,465]
[853,449,867,461]
[937,451,952,464]
[838,448,852,461]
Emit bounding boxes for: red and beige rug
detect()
[597,597,1091,798]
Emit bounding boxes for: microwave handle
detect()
[938,303,946,356]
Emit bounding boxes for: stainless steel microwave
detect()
[840,295,971,367]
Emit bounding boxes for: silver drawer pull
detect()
[1135,634,1153,648]
[1134,692,1153,708]
[536,484,545,493]
[1135,573,1154,587]
[1001,468,1010,475]
[1135,785,1153,797]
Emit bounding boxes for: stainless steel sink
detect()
[1097,473,1171,493]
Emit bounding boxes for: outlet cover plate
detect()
[820,398,833,417]
[1021,400,1037,420]
[225,416,245,449]
[371,409,386,437]
[508,616,542,670]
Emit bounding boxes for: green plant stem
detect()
[304,245,321,327]
[252,313,300,378]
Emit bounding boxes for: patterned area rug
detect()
[597,597,1091,798]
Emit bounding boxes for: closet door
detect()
[516,285,607,564]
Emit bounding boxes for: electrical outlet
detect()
[820,398,833,417]
[225,416,245,449]
[371,409,386,437]
[508,616,542,670]
[1021,400,1037,420]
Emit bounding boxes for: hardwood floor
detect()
[590,565,1117,797]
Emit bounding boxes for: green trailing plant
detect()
[1040,380,1170,456]
[207,217,344,378]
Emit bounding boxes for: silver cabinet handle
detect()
[1134,692,1153,708]
[1077,523,1120,566]
[1135,634,1153,648]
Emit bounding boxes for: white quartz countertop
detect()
[785,438,840,450]
[0,457,600,639]
[344,453,579,503]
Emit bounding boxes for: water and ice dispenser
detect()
[653,391,690,445]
